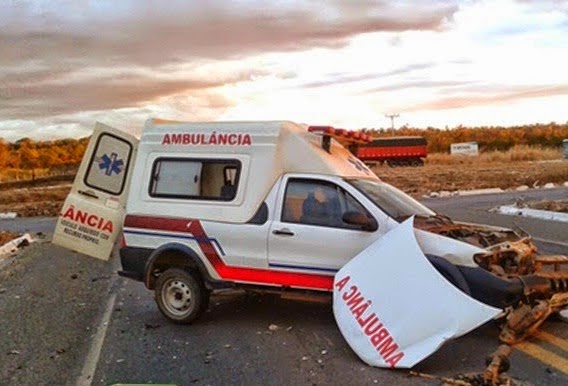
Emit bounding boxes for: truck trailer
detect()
[356,136,427,167]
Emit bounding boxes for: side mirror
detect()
[342,211,378,232]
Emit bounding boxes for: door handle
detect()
[272,228,295,236]
[78,190,99,199]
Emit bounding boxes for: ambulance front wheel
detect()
[155,268,209,324]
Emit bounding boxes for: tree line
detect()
[0,122,567,173]
[0,137,89,172]
[361,122,568,153]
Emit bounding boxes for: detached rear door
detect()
[52,122,138,260]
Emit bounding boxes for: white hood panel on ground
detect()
[333,218,500,368]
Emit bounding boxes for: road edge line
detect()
[76,258,120,386]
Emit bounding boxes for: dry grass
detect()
[0,185,70,205]
[427,145,562,165]
[0,185,70,217]
[374,159,568,197]
[0,153,567,217]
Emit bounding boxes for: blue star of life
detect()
[98,152,124,176]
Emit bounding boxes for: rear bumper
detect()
[118,247,153,282]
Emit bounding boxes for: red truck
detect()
[356,136,427,167]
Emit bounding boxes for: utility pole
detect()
[385,113,399,136]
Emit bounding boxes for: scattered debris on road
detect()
[0,230,21,246]
[144,323,161,330]
[409,344,526,386]
[0,232,32,261]
[527,199,568,213]
[494,204,568,223]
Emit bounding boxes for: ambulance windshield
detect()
[347,178,435,220]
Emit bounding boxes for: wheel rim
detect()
[161,277,195,317]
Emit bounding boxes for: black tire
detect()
[410,158,423,167]
[154,268,209,324]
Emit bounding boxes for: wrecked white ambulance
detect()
[53,119,568,348]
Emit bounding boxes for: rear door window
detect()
[84,133,133,195]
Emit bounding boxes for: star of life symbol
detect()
[97,152,124,176]
[347,156,370,174]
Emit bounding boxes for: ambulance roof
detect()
[133,119,377,223]
[143,119,375,178]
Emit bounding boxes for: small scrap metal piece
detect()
[483,345,511,385]
[499,301,551,344]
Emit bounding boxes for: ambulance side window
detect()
[149,158,241,201]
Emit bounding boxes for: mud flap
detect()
[333,217,501,368]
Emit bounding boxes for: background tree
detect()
[0,138,8,169]
[18,139,41,180]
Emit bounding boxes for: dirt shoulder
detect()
[0,182,70,217]
[375,160,568,197]
[0,160,566,217]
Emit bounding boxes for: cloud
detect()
[0,1,458,136]
[364,79,473,93]
[0,92,233,141]
[0,2,458,67]
[4,1,565,140]
[401,84,568,111]
[0,66,261,119]
[299,62,436,88]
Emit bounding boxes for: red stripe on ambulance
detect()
[124,215,334,290]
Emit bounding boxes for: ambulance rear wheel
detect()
[155,268,208,324]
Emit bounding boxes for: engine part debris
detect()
[483,345,511,385]
[414,215,568,345]
[500,301,552,344]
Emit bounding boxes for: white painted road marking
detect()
[76,257,120,386]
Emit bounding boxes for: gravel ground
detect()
[0,241,116,385]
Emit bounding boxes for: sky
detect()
[0,0,567,141]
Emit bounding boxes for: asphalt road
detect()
[0,187,567,386]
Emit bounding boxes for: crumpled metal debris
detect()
[414,215,568,345]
